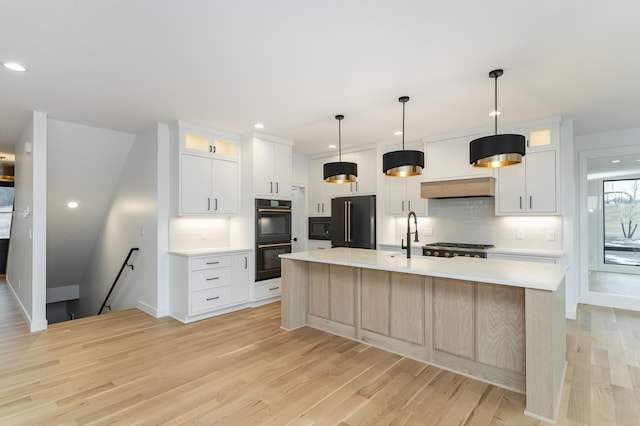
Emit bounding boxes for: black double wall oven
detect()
[255,199,292,281]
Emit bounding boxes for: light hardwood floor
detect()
[1,281,639,425]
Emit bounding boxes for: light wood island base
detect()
[281,255,566,423]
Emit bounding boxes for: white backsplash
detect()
[394,197,562,250]
[169,217,231,250]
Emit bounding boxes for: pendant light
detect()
[470,69,525,168]
[383,96,424,177]
[323,115,357,183]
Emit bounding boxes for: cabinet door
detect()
[497,162,526,214]
[433,278,475,359]
[387,177,407,215]
[181,154,212,214]
[211,159,238,214]
[308,263,330,319]
[272,142,292,196]
[360,269,390,335]
[406,175,427,215]
[232,252,250,303]
[525,150,556,213]
[390,273,424,344]
[351,149,376,194]
[475,283,525,373]
[329,265,355,326]
[425,133,492,181]
[253,138,274,196]
[183,129,214,156]
[308,157,327,216]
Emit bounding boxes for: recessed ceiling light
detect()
[254,123,264,129]
[611,159,621,163]
[67,201,78,209]
[393,131,403,136]
[3,62,27,72]
[489,110,501,117]
[328,145,337,149]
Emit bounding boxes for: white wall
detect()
[6,111,48,331]
[78,123,168,318]
[47,120,135,291]
[292,153,309,186]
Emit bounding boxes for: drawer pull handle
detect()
[206,277,219,281]
[269,286,280,291]
[206,261,220,265]
[206,296,220,301]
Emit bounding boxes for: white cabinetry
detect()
[308,240,332,251]
[496,119,560,215]
[496,151,556,214]
[423,132,493,181]
[308,148,376,216]
[387,175,427,215]
[308,156,335,216]
[170,122,240,216]
[251,135,292,198]
[169,250,251,323]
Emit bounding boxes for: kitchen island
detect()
[280,247,567,423]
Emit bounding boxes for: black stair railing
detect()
[98,247,139,315]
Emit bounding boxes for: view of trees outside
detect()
[604,178,640,266]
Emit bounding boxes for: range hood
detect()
[420,177,495,199]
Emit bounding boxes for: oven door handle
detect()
[257,242,293,249]
[257,208,292,213]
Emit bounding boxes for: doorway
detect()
[580,148,640,311]
[291,185,307,253]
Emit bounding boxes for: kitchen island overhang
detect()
[280,247,567,423]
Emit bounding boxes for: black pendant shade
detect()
[470,69,526,168]
[383,96,424,177]
[324,115,357,183]
[469,134,525,168]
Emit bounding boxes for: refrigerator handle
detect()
[347,200,352,243]
[344,200,348,242]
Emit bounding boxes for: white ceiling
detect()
[2,1,640,158]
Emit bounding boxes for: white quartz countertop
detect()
[280,247,567,291]
[169,247,252,257]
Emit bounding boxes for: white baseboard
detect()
[137,300,158,317]
[6,277,48,332]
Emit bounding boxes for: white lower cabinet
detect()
[253,280,281,300]
[169,250,251,323]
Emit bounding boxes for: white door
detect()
[291,186,307,252]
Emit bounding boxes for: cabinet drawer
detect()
[191,286,232,314]
[191,267,232,291]
[191,255,232,271]
[254,282,281,299]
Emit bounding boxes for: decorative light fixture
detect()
[383,96,424,177]
[470,69,525,168]
[323,115,357,183]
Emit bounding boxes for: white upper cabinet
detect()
[496,150,557,215]
[308,147,377,216]
[496,119,560,215]
[308,156,334,216]
[252,136,293,199]
[423,131,494,182]
[170,121,240,216]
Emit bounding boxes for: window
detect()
[603,178,640,266]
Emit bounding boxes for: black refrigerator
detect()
[331,195,376,249]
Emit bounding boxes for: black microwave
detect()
[308,217,331,240]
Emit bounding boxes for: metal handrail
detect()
[97,247,139,315]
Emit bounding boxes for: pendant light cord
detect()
[338,116,342,162]
[494,73,498,135]
[402,100,406,149]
